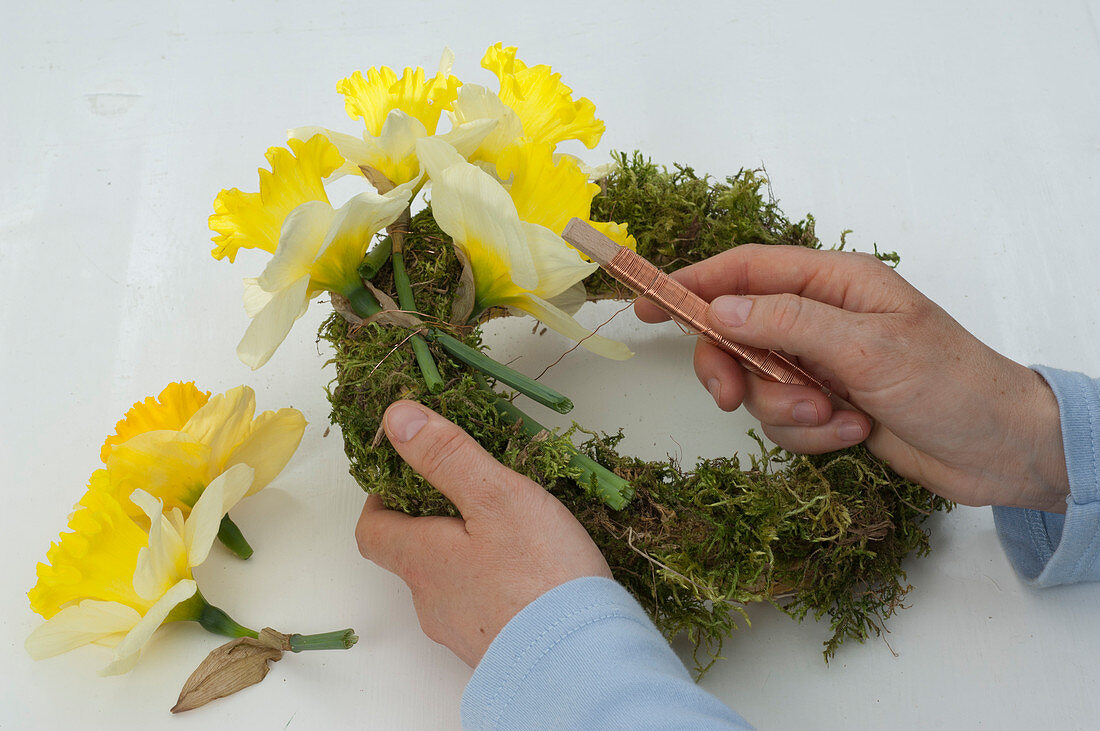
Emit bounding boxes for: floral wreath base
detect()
[324,152,951,672]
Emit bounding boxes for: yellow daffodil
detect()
[26,465,254,674]
[417,137,631,360]
[209,134,414,368]
[464,43,604,157]
[289,50,495,188]
[93,384,306,519]
[494,141,638,254]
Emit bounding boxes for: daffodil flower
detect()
[464,43,605,156]
[209,134,414,368]
[289,50,495,188]
[417,137,631,360]
[95,384,306,520]
[26,465,254,675]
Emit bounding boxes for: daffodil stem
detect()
[343,287,574,414]
[358,236,392,282]
[217,514,253,560]
[183,595,358,651]
[483,381,633,511]
[346,286,383,318]
[194,601,258,640]
[389,228,444,394]
[432,331,574,414]
[288,630,359,652]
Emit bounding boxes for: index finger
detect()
[634,244,887,323]
[355,493,464,575]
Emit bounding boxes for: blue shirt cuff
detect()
[993,366,1100,586]
[461,576,752,730]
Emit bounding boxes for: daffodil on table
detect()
[27,382,355,711]
[97,381,306,559]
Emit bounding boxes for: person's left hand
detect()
[354,400,613,667]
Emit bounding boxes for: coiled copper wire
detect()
[607,247,829,391]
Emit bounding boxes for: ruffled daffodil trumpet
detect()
[450,44,605,166]
[210,135,415,369]
[416,137,632,360]
[289,50,495,189]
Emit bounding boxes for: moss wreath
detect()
[323,152,951,674]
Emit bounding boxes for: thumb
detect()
[706,293,860,368]
[383,400,530,519]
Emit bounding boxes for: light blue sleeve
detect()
[993,366,1100,586]
[461,576,752,730]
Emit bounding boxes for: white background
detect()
[3,1,1099,728]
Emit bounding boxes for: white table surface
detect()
[3,1,1099,728]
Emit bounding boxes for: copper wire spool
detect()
[607,248,829,391]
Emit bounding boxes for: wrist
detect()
[1011,367,1070,513]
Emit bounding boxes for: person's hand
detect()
[354,400,612,667]
[635,244,1069,513]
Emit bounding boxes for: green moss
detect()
[321,152,951,674]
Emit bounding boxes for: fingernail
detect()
[793,400,819,425]
[386,403,428,443]
[837,421,865,442]
[710,296,754,327]
[706,378,722,406]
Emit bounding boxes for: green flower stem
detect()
[358,236,393,281]
[288,629,359,652]
[489,391,633,511]
[193,599,258,640]
[346,286,383,318]
[390,242,444,394]
[432,331,574,414]
[216,514,253,560]
[344,284,572,413]
[175,594,358,651]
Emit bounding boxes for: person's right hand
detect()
[634,244,1070,513]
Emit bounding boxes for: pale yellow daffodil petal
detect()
[209,135,343,261]
[521,222,598,296]
[100,579,197,676]
[481,43,604,150]
[416,135,469,180]
[309,189,411,294]
[182,386,256,474]
[184,464,254,567]
[510,293,633,361]
[242,277,274,317]
[25,600,141,660]
[222,409,307,496]
[100,382,211,463]
[437,117,499,163]
[256,201,337,293]
[132,489,189,602]
[450,83,523,164]
[417,138,538,292]
[236,275,311,370]
[545,281,587,316]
